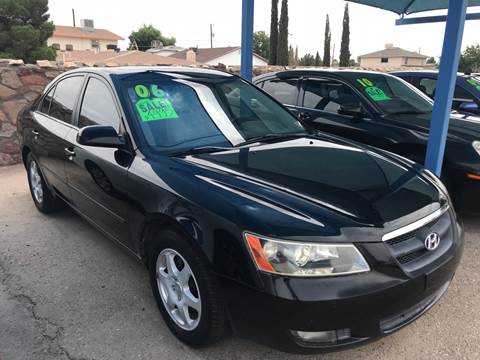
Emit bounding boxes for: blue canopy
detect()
[347,0,480,14]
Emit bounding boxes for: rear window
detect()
[49,76,84,124]
[261,78,299,105]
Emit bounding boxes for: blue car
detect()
[391,70,480,115]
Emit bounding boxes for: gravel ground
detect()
[1,164,479,360]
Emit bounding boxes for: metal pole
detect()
[240,0,254,80]
[72,9,76,27]
[425,0,468,176]
[210,24,214,48]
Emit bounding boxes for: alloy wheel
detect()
[156,248,202,331]
[29,160,43,204]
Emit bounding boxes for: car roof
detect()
[62,66,234,79]
[253,68,396,82]
[390,70,468,77]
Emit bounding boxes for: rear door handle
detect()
[32,129,39,137]
[64,147,76,159]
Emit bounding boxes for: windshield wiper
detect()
[169,146,232,157]
[236,132,307,146]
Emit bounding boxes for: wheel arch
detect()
[140,214,205,267]
[22,145,31,168]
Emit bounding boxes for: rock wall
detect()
[0,61,63,165]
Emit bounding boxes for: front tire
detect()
[147,229,226,347]
[26,153,62,214]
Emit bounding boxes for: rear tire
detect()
[147,229,226,347]
[26,153,63,214]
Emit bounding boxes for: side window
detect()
[418,78,437,97]
[79,78,121,129]
[303,79,362,114]
[262,78,299,105]
[454,85,474,101]
[39,86,55,114]
[49,76,84,124]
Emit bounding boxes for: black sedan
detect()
[17,67,463,353]
[254,69,480,206]
[391,70,480,115]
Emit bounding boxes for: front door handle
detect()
[32,129,39,138]
[64,147,76,159]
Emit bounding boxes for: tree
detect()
[459,44,480,73]
[299,53,315,66]
[0,0,55,63]
[339,3,350,67]
[276,0,289,66]
[322,15,331,67]
[128,25,175,51]
[253,31,270,60]
[288,45,296,65]
[269,0,279,65]
[427,56,437,65]
[314,51,321,66]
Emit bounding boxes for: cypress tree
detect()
[277,0,289,66]
[315,51,321,66]
[322,14,331,67]
[269,0,279,65]
[339,3,351,67]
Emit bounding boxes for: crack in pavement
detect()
[0,258,89,360]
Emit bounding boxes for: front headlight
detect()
[244,233,370,276]
[473,141,480,156]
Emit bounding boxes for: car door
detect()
[259,76,302,117]
[64,74,134,248]
[30,75,85,200]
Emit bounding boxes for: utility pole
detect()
[210,24,214,48]
[72,9,76,27]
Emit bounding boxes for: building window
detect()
[51,43,60,50]
[381,57,389,63]
[66,44,74,51]
[91,40,100,49]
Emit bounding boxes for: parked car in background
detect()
[391,70,480,115]
[254,69,480,206]
[17,67,464,353]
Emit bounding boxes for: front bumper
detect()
[221,213,464,354]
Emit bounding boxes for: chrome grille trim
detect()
[382,205,450,242]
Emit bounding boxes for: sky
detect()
[48,0,480,60]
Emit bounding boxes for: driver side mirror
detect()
[458,101,479,113]
[77,125,126,148]
[338,104,366,118]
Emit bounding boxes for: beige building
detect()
[47,20,124,52]
[359,44,428,69]
[170,46,268,66]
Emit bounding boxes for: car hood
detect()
[387,112,480,140]
[183,137,441,226]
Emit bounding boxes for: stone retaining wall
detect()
[0,62,63,165]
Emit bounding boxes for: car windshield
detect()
[119,73,307,154]
[466,76,480,94]
[343,73,433,115]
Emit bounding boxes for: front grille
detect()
[397,250,426,265]
[384,209,453,273]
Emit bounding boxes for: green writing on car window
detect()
[365,86,391,101]
[135,98,178,122]
[356,78,391,101]
[467,78,480,91]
